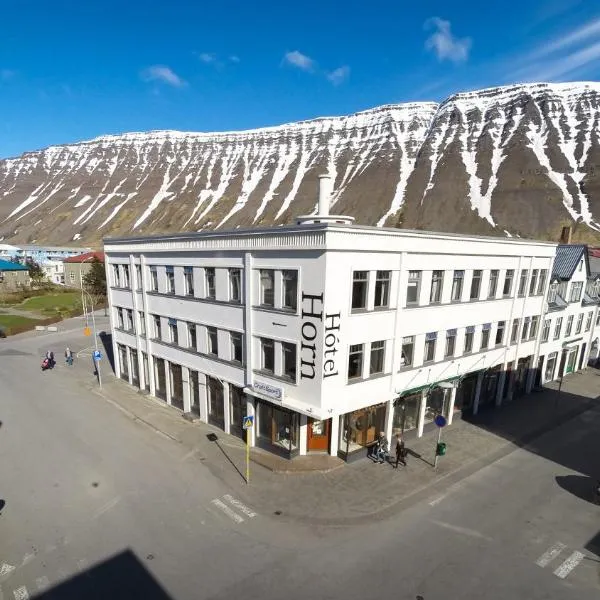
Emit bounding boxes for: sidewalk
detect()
[75,361,599,526]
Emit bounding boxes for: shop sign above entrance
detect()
[251,380,284,401]
[434,415,447,428]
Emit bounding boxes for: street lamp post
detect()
[81,287,102,388]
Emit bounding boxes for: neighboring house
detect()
[0,244,20,261]
[15,245,90,264]
[0,259,30,291]
[41,260,65,285]
[63,252,105,287]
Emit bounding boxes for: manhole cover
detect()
[274,510,282,516]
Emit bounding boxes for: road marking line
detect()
[20,552,35,568]
[93,496,121,519]
[35,576,50,591]
[553,551,585,579]
[223,494,256,518]
[12,586,29,600]
[430,520,492,541]
[535,542,566,568]
[210,499,244,524]
[429,494,447,506]
[0,564,16,578]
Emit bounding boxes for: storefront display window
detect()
[544,353,557,382]
[154,357,166,400]
[424,387,445,424]
[118,344,128,382]
[189,370,200,415]
[392,393,421,437]
[169,363,184,410]
[338,403,386,458]
[455,373,477,412]
[256,401,299,457]
[229,385,246,440]
[207,375,225,429]
[130,349,139,386]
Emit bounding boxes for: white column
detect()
[165,360,172,405]
[246,396,256,447]
[384,399,394,441]
[222,381,231,434]
[417,390,427,437]
[447,387,457,425]
[182,366,191,413]
[330,415,340,457]
[495,370,506,407]
[299,414,308,456]
[199,373,208,423]
[473,371,484,415]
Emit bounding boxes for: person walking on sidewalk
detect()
[375,431,389,464]
[394,433,408,469]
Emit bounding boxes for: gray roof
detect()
[551,244,588,281]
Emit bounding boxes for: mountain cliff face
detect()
[1,82,599,245]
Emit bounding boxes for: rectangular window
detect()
[548,285,557,304]
[554,317,563,340]
[184,267,194,296]
[585,311,593,332]
[488,270,499,299]
[135,264,142,289]
[112,265,120,288]
[153,315,161,340]
[529,269,539,296]
[430,270,443,303]
[569,282,583,303]
[351,271,368,310]
[451,270,464,301]
[470,270,482,300]
[116,307,124,329]
[495,321,505,346]
[205,267,216,300]
[521,317,531,342]
[168,319,178,345]
[537,269,547,295]
[575,313,584,334]
[259,269,274,307]
[138,311,146,336]
[231,332,243,364]
[122,265,130,288]
[541,319,550,343]
[166,266,175,294]
[530,315,539,339]
[126,308,134,332]
[400,336,414,368]
[503,269,514,297]
[464,327,474,353]
[481,324,491,350]
[188,322,197,349]
[348,344,364,379]
[424,332,437,363]
[370,340,385,375]
[150,267,158,292]
[406,271,421,305]
[510,319,520,344]
[229,268,242,303]
[207,327,218,355]
[260,338,274,372]
[565,315,574,337]
[445,330,456,358]
[282,270,298,311]
[518,270,529,297]
[374,270,391,308]
[282,342,297,381]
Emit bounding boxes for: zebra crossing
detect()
[210,494,257,524]
[534,540,589,581]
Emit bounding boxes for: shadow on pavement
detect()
[98,331,115,373]
[0,499,5,513]
[555,474,599,504]
[31,549,173,600]
[207,433,247,483]
[585,530,600,558]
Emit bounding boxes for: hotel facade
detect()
[104,178,600,460]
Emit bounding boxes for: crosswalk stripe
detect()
[535,542,566,567]
[211,498,244,524]
[12,586,29,600]
[0,564,16,579]
[35,576,50,591]
[223,494,256,518]
[553,551,585,579]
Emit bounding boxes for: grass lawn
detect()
[0,314,39,329]
[21,292,81,314]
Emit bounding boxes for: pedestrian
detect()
[65,347,73,366]
[375,431,389,464]
[49,351,55,368]
[394,433,407,469]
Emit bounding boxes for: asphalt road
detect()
[0,317,598,599]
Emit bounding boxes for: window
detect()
[116,307,124,329]
[231,332,243,363]
[495,321,505,346]
[424,332,437,363]
[282,342,297,381]
[575,313,583,334]
[166,266,175,294]
[451,270,464,301]
[470,270,482,300]
[375,271,391,308]
[406,271,421,305]
[565,315,574,337]
[205,267,216,300]
[488,270,499,299]
[503,269,514,297]
[112,265,120,288]
[259,269,274,306]
[150,267,158,292]
[541,319,550,342]
[537,269,547,295]
[554,317,563,340]
[69,271,75,283]
[122,265,130,288]
[529,269,539,296]
[585,311,593,332]
[400,336,414,368]
[184,267,194,296]
[348,344,364,379]
[135,264,142,289]
[351,271,368,310]
[510,319,520,344]
[207,326,218,355]
[481,324,491,349]
[464,327,474,353]
[229,268,241,303]
[168,319,178,345]
[188,322,197,349]
[569,282,583,303]
[518,270,528,297]
[282,270,298,311]
[429,270,443,303]
[126,309,134,332]
[153,315,161,340]
[260,338,275,372]
[445,329,456,358]
[530,315,539,339]
[521,317,531,342]
[138,311,146,336]
[548,284,557,303]
[370,340,385,375]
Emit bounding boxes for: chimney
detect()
[318,174,332,216]
[560,226,573,244]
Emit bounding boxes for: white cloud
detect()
[529,17,600,60]
[424,17,471,63]
[199,53,216,64]
[327,66,350,85]
[140,65,187,87]
[283,50,315,71]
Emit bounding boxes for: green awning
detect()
[399,374,462,397]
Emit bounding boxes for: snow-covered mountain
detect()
[1,82,599,245]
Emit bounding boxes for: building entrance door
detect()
[534,356,543,388]
[307,418,330,452]
[566,348,577,374]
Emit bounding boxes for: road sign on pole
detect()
[433,414,447,468]
[83,327,91,337]
[93,350,102,361]
[243,415,254,484]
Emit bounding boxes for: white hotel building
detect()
[104,177,599,461]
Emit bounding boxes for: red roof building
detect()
[63,251,105,264]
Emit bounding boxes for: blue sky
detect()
[0,0,599,158]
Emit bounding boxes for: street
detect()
[0,316,598,599]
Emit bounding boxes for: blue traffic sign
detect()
[242,415,254,429]
[434,415,447,428]
[93,350,103,360]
